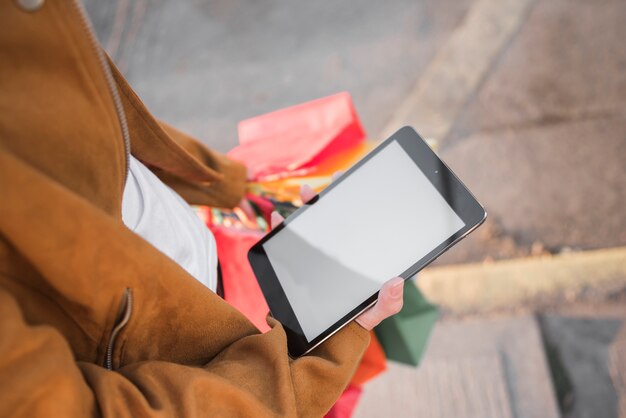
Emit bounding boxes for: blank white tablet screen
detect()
[263,140,465,341]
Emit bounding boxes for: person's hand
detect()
[269,173,404,331]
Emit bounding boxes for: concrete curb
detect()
[417,247,626,313]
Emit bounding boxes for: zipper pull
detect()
[105,288,133,370]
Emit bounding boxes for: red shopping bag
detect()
[325,385,362,418]
[228,92,365,181]
[210,225,270,332]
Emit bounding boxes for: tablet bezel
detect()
[248,126,486,357]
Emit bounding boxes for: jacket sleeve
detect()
[154,120,248,208]
[0,287,369,418]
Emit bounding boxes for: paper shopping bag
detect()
[350,331,387,386]
[210,225,270,333]
[228,92,365,181]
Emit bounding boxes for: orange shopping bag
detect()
[350,331,387,386]
[210,225,270,332]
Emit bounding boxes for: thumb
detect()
[356,277,404,330]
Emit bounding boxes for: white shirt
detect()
[122,155,218,291]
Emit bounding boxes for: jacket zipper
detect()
[70,0,134,371]
[105,288,133,370]
[70,1,134,370]
[70,0,131,186]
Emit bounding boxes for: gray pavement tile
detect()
[437,0,626,260]
[381,0,535,141]
[356,357,514,418]
[448,0,626,143]
[539,315,624,418]
[609,325,626,418]
[436,116,626,263]
[355,315,559,418]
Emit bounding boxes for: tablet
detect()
[248,126,486,357]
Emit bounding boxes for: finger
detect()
[331,170,344,182]
[299,184,317,203]
[355,277,404,331]
[270,211,284,229]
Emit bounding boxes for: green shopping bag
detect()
[374,279,439,366]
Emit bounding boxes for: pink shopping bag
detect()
[228,92,365,181]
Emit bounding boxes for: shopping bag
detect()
[350,332,387,386]
[374,280,439,366]
[210,225,271,332]
[324,385,362,418]
[228,92,366,181]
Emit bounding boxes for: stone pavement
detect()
[355,315,560,418]
[434,0,626,263]
[540,313,624,418]
[85,0,626,264]
[610,326,626,417]
[84,0,473,153]
[363,249,626,418]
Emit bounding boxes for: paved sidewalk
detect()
[355,315,560,418]
[361,246,626,418]
[433,0,626,262]
[415,246,626,417]
[84,0,472,153]
[85,0,626,264]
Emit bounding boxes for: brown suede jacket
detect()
[0,1,369,417]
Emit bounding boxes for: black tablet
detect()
[248,126,486,357]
